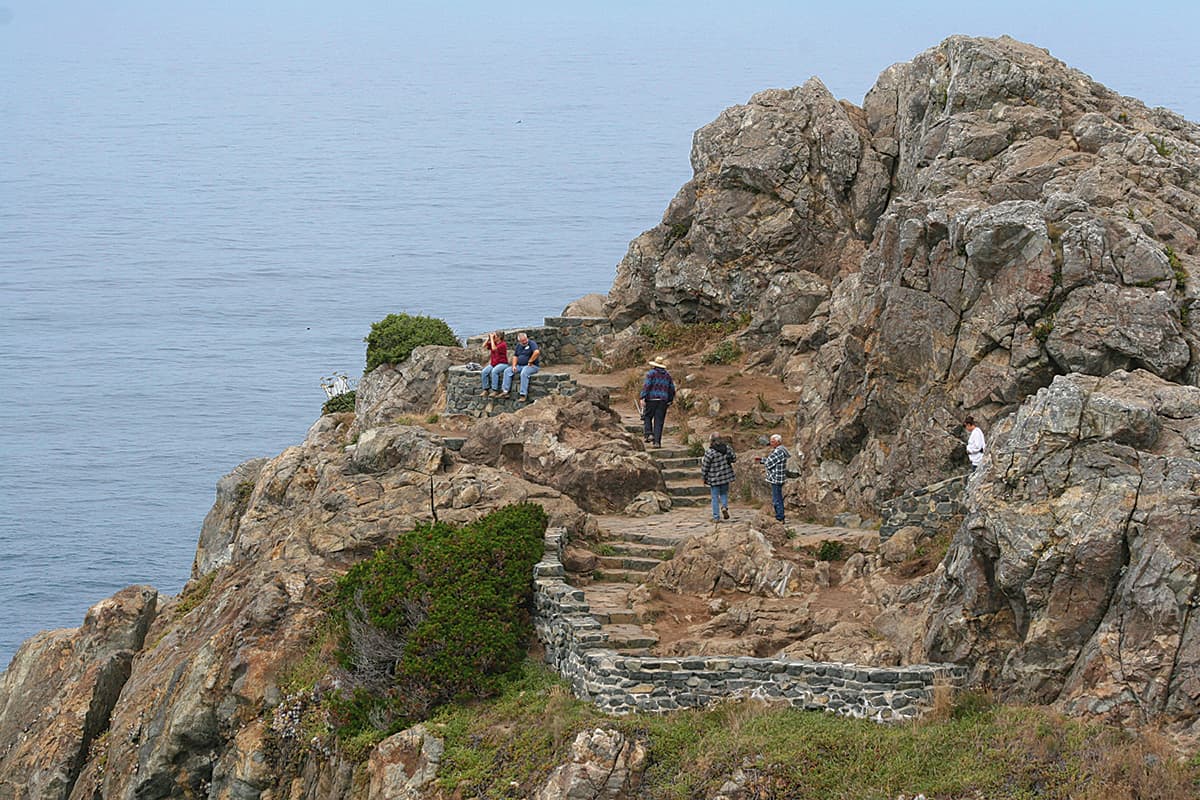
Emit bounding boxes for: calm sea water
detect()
[2,1,1198,667]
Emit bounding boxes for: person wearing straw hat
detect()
[639,356,676,447]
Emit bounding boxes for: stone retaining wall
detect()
[463,316,612,367]
[533,528,967,721]
[878,475,968,543]
[445,366,580,417]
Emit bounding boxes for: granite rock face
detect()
[604,35,1198,515]
[13,413,586,798]
[458,394,662,513]
[0,586,156,800]
[534,729,646,800]
[354,344,469,430]
[924,370,1200,734]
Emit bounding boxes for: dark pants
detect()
[770,482,785,522]
[642,399,668,446]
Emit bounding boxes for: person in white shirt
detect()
[965,416,986,468]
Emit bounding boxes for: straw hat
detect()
[648,356,669,369]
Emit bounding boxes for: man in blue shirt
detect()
[502,331,541,402]
[639,356,676,447]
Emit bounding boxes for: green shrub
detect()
[702,340,742,365]
[322,390,356,415]
[364,313,459,373]
[329,503,549,737]
[816,540,845,562]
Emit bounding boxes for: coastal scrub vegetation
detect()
[364,312,459,373]
[428,662,1200,799]
[327,503,548,738]
[320,389,356,415]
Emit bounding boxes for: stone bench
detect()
[444,365,580,417]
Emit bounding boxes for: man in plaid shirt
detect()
[760,434,791,522]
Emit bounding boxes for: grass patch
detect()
[702,340,742,365]
[637,316,750,356]
[374,661,1200,799]
[175,570,217,616]
[815,540,845,562]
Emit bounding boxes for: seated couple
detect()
[479,331,541,402]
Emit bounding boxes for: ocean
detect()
[2,0,1198,667]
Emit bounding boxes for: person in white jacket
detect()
[965,416,986,468]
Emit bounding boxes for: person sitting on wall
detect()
[481,331,508,397]
[501,331,540,402]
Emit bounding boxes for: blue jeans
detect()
[502,363,539,395]
[770,482,785,522]
[481,363,505,391]
[709,484,729,521]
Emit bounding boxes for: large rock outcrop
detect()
[604,35,1198,515]
[0,586,156,800]
[458,394,662,513]
[12,408,587,798]
[354,344,469,430]
[924,370,1200,735]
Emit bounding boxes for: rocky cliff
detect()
[2,34,1200,797]
[604,34,1198,514]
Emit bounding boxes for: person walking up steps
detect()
[639,356,675,447]
[757,434,791,523]
[701,433,736,522]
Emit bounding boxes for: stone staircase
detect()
[620,421,708,509]
[579,513,716,655]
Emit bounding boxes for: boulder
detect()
[924,370,1200,734]
[646,527,800,597]
[562,293,608,317]
[366,724,443,800]
[0,586,156,800]
[535,728,646,800]
[623,491,672,516]
[354,344,469,430]
[194,457,267,577]
[459,395,661,513]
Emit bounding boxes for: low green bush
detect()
[702,340,742,365]
[321,390,356,415]
[329,503,549,737]
[364,313,459,373]
[816,540,845,562]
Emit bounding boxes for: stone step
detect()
[649,446,693,459]
[589,607,641,625]
[612,531,695,547]
[667,496,707,508]
[592,569,656,584]
[602,623,659,651]
[597,555,664,572]
[602,541,676,560]
[664,482,708,497]
[656,456,701,469]
[661,468,697,481]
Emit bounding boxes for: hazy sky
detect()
[3,1,1198,121]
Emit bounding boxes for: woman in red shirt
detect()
[481,331,508,396]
